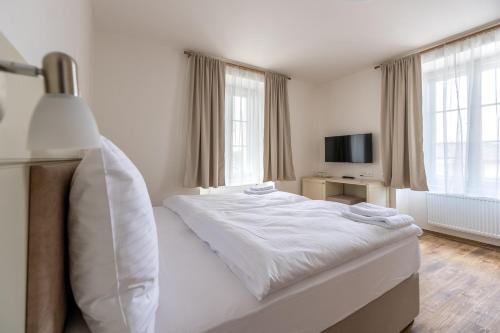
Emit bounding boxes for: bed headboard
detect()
[26,162,79,333]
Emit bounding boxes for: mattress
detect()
[165,192,421,300]
[65,206,421,333]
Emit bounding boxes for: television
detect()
[325,133,373,163]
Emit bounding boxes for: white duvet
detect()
[164,191,422,300]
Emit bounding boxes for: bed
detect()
[27,162,420,333]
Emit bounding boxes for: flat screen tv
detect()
[325,133,373,163]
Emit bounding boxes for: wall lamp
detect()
[0,52,100,150]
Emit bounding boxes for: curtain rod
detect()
[183,50,292,80]
[374,19,500,69]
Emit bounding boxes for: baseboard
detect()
[422,229,500,252]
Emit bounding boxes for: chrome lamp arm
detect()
[0,52,79,96]
[0,60,43,77]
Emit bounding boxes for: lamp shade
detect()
[28,93,100,150]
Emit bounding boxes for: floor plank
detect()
[407,233,500,333]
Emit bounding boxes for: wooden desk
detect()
[302,176,389,207]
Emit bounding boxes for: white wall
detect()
[317,68,382,180]
[91,33,198,204]
[0,33,44,160]
[91,32,320,204]
[318,67,500,246]
[0,0,93,99]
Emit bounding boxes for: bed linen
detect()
[164,193,422,300]
[65,207,420,333]
[162,190,308,213]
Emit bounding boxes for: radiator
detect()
[426,192,500,239]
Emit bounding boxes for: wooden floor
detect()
[407,233,500,333]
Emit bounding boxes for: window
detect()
[225,66,265,186]
[422,30,500,199]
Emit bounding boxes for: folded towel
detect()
[249,185,274,192]
[341,211,414,229]
[350,202,398,217]
[357,202,393,210]
[244,188,277,195]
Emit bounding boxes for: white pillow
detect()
[69,136,159,333]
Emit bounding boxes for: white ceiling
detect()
[91,0,500,84]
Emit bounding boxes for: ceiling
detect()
[91,0,500,84]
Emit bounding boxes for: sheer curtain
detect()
[422,27,500,199]
[225,66,265,186]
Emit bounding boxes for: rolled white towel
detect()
[357,202,394,210]
[249,184,274,192]
[244,188,277,195]
[350,202,398,217]
[341,211,414,229]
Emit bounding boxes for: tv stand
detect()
[301,176,389,207]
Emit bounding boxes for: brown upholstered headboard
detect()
[26,162,79,333]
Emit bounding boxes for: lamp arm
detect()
[0,60,43,77]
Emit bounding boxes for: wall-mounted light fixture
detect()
[0,52,100,150]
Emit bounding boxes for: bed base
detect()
[323,273,419,333]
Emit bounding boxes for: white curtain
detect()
[422,27,500,199]
[225,66,265,186]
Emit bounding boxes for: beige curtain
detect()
[184,53,225,188]
[381,54,428,190]
[263,72,296,182]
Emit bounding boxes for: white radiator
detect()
[426,192,500,239]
